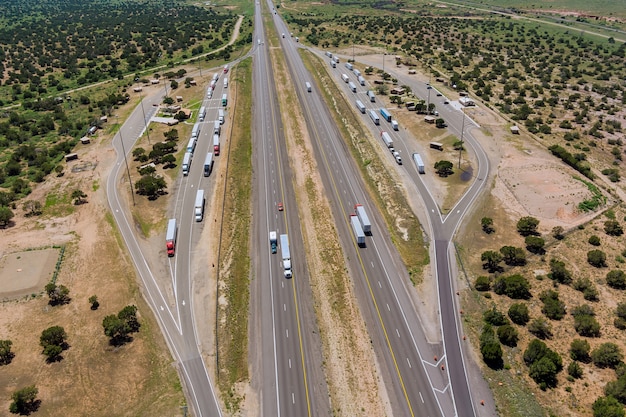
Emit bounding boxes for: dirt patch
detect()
[0,249,59,300]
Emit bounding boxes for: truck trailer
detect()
[186,137,196,154]
[355,100,366,114]
[380,108,392,122]
[413,153,425,174]
[182,152,192,176]
[203,152,214,177]
[166,219,177,256]
[341,73,349,83]
[213,120,221,135]
[350,214,365,247]
[345,62,353,71]
[305,82,312,92]
[218,109,225,124]
[269,231,277,254]
[194,190,205,222]
[213,135,220,156]
[355,204,371,235]
[279,234,292,278]
[199,106,206,121]
[381,131,393,148]
[358,75,366,86]
[367,90,376,102]
[191,123,200,139]
[348,81,357,93]
[369,110,380,125]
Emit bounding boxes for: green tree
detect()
[9,385,39,415]
[528,317,553,340]
[592,343,624,369]
[588,235,601,246]
[570,339,591,363]
[435,118,447,128]
[135,175,167,200]
[481,250,503,273]
[517,216,540,236]
[89,295,99,310]
[540,290,566,320]
[525,236,545,254]
[615,302,626,330]
[102,314,130,346]
[508,303,530,325]
[497,324,519,347]
[483,307,509,326]
[592,396,625,417]
[132,147,146,161]
[529,356,559,389]
[480,324,503,369]
[500,246,527,266]
[549,258,573,285]
[163,96,174,105]
[44,282,70,306]
[434,160,454,177]
[493,274,532,299]
[0,339,14,365]
[574,314,601,337]
[481,217,494,234]
[607,270,626,289]
[474,276,490,291]
[588,250,607,268]
[567,361,583,379]
[605,374,626,405]
[71,189,87,205]
[605,220,624,236]
[40,326,67,362]
[0,206,15,227]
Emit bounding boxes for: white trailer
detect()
[305,82,312,92]
[166,219,177,257]
[199,106,206,121]
[367,90,376,102]
[348,81,357,93]
[213,120,221,135]
[391,120,399,131]
[355,204,371,234]
[194,189,205,222]
[182,152,192,176]
[369,109,380,125]
[191,123,200,139]
[355,100,366,114]
[345,62,353,71]
[413,153,425,174]
[203,152,214,177]
[358,75,366,86]
[186,137,196,154]
[341,73,349,83]
[223,77,228,88]
[350,214,365,247]
[280,234,292,278]
[353,69,361,77]
[381,131,393,148]
[218,109,225,124]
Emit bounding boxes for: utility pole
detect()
[382,52,386,75]
[117,116,136,206]
[458,107,466,169]
[138,90,151,144]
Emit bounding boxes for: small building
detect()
[80,137,91,145]
[459,97,475,107]
[510,126,520,134]
[87,126,97,135]
[65,153,78,162]
[424,116,436,124]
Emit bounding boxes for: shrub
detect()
[493,274,532,299]
[587,250,607,268]
[525,236,546,255]
[588,235,601,246]
[592,396,625,417]
[528,317,553,340]
[474,276,490,291]
[497,324,519,347]
[605,220,624,236]
[574,314,601,337]
[517,216,540,236]
[592,343,624,369]
[540,290,566,320]
[567,361,583,379]
[570,339,591,363]
[483,307,509,326]
[480,324,503,370]
[508,303,530,325]
[607,270,626,289]
[524,339,562,389]
[549,258,573,285]
[500,246,527,266]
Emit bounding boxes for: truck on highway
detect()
[380,108,392,122]
[199,106,206,122]
[355,100,366,114]
[391,120,399,131]
[221,94,227,106]
[350,214,365,247]
[354,204,371,235]
[194,189,205,222]
[305,82,312,92]
[280,234,292,278]
[269,231,277,254]
[341,73,349,83]
[413,153,425,174]
[218,109,225,124]
[223,77,228,88]
[182,152,192,176]
[330,60,336,68]
[345,62,353,71]
[369,109,380,125]
[213,120,221,135]
[186,137,196,154]
[357,75,366,86]
[213,72,219,82]
[367,90,376,102]
[353,69,361,77]
[348,81,357,93]
[166,218,177,256]
[203,152,214,177]
[213,134,220,156]
[381,131,393,148]
[191,123,200,139]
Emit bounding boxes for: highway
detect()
[325,54,494,416]
[250,2,331,417]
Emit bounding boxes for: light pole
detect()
[139,90,151,144]
[382,52,386,74]
[458,107,466,169]
[117,116,136,206]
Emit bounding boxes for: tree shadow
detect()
[15,399,41,415]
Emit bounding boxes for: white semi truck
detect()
[194,190,205,222]
[350,214,365,247]
[279,234,292,278]
[381,131,393,148]
[354,204,371,235]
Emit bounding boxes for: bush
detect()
[483,307,509,326]
[500,246,527,266]
[517,216,540,236]
[540,290,566,320]
[588,250,607,268]
[592,343,624,369]
[480,324,503,369]
[508,303,530,325]
[607,270,626,289]
[604,374,626,405]
[497,324,519,347]
[524,339,562,389]
[474,276,490,291]
[567,361,583,379]
[549,258,573,285]
[588,235,601,246]
[605,220,624,236]
[574,314,601,337]
[570,339,591,363]
[592,396,625,417]
[525,236,546,255]
[493,274,532,299]
[528,317,553,340]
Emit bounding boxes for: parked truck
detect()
[367,90,376,102]
[166,219,177,256]
[357,75,366,86]
[355,100,366,114]
[186,137,196,154]
[218,109,225,124]
[194,190,205,222]
[350,214,365,247]
[341,73,349,83]
[199,106,206,121]
[380,108,392,122]
[213,134,220,156]
[191,123,200,139]
[279,234,292,278]
[348,81,357,93]
[203,152,214,177]
[369,109,380,125]
[413,153,425,174]
[391,120,399,131]
[354,204,371,234]
[182,152,192,176]
[213,120,221,135]
[269,231,277,254]
[381,131,393,148]
[223,77,228,88]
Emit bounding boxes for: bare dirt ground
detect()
[0,249,59,300]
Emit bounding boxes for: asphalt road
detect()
[251,2,331,417]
